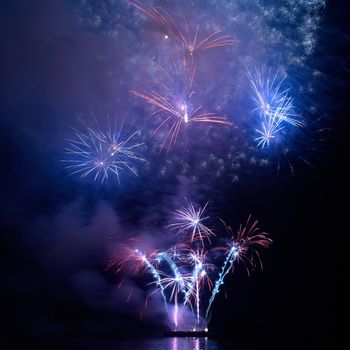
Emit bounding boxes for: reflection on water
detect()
[59,337,221,350]
[113,337,220,350]
[171,337,215,350]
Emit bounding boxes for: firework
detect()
[247,68,304,150]
[111,203,271,331]
[247,68,302,126]
[127,0,237,58]
[183,248,215,326]
[63,120,145,184]
[128,0,234,151]
[111,247,168,309]
[157,251,188,294]
[166,201,215,244]
[255,108,285,149]
[205,217,272,319]
[154,272,192,329]
[130,63,232,151]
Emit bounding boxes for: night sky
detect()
[0,0,346,349]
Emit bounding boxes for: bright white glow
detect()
[184,112,189,123]
[180,104,189,123]
[262,103,270,114]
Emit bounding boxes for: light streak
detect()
[134,249,168,310]
[205,217,272,320]
[205,244,239,319]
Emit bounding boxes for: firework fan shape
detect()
[110,202,272,330]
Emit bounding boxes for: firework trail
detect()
[180,248,215,327]
[155,272,192,329]
[157,248,204,328]
[205,217,272,320]
[157,250,188,295]
[205,244,238,320]
[111,247,168,309]
[63,120,145,184]
[132,249,168,310]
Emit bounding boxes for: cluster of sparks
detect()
[110,202,271,330]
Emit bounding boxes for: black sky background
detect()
[0,0,347,349]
